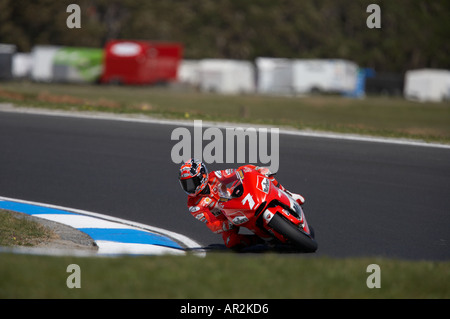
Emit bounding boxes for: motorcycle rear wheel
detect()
[268,213,318,253]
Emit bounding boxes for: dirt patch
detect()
[0,88,25,101]
[36,91,120,108]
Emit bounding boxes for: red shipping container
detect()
[100,40,183,85]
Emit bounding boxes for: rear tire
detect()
[268,214,318,252]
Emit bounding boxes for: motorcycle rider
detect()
[179,158,306,251]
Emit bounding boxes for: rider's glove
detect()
[287,191,306,205]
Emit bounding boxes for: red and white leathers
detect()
[186,164,305,250]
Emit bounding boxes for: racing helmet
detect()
[179,158,209,196]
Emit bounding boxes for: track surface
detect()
[1,111,449,260]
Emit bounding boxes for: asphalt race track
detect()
[1,110,449,260]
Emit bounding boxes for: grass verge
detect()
[0,81,449,144]
[2,210,448,299]
[0,210,57,247]
[0,252,448,298]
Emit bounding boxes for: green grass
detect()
[0,210,56,247]
[1,81,449,143]
[0,253,448,298]
[2,207,447,299]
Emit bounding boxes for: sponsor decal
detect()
[195,213,207,223]
[229,211,249,225]
[189,206,200,213]
[225,169,234,175]
[257,176,270,194]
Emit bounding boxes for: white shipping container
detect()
[199,59,255,94]
[31,45,61,82]
[178,60,201,86]
[12,53,32,78]
[292,59,358,94]
[256,57,293,95]
[404,69,450,102]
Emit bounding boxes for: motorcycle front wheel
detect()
[268,213,318,253]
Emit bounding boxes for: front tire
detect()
[268,213,318,252]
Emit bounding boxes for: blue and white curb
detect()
[0,196,205,257]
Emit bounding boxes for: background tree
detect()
[0,0,448,72]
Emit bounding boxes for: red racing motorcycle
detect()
[217,166,318,252]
